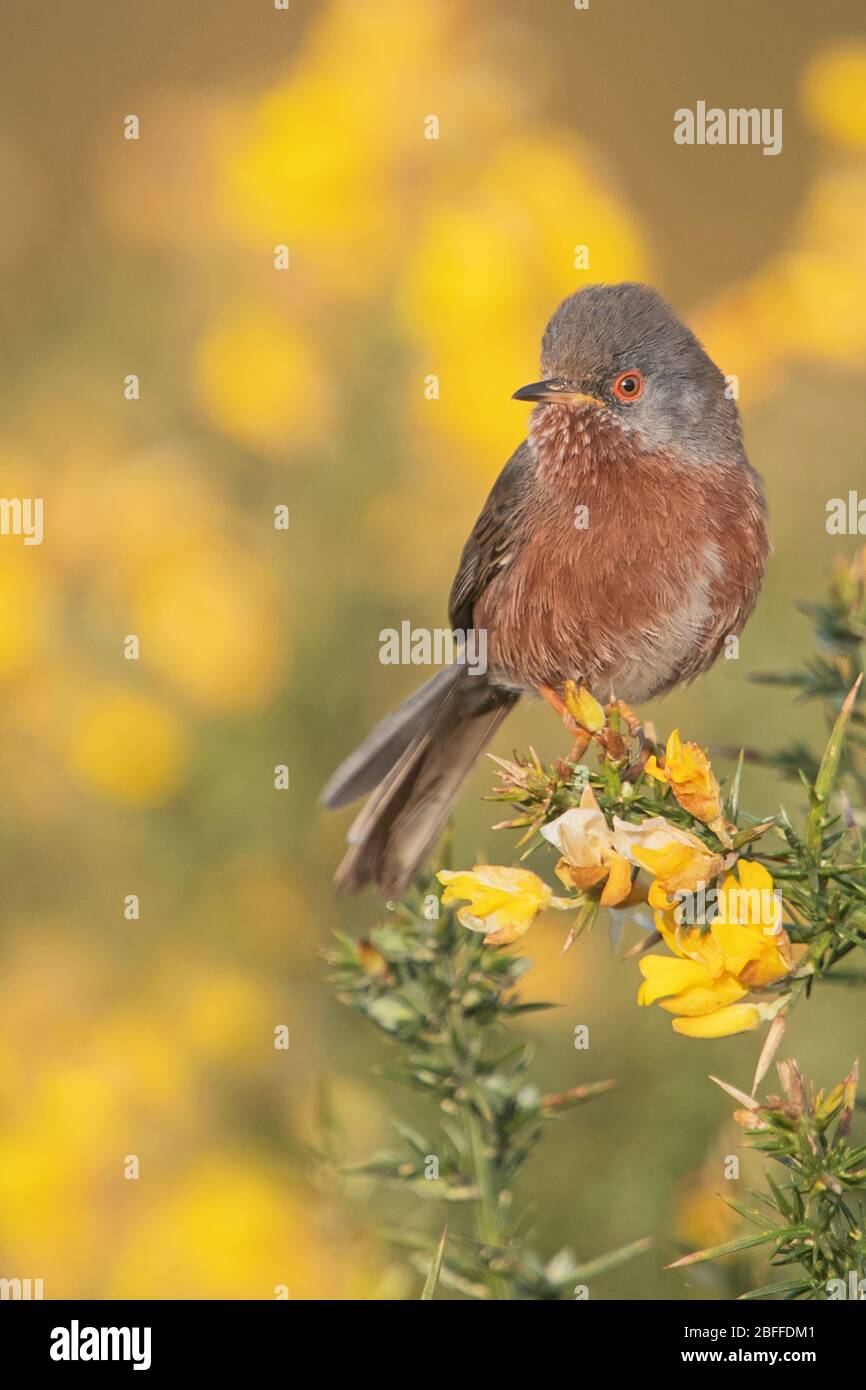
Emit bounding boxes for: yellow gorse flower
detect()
[611,815,725,895]
[644,729,731,844]
[540,786,633,906]
[437,865,572,945]
[637,861,806,1038]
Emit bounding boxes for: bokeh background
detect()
[1,0,865,1299]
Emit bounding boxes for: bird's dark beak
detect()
[512,378,604,407]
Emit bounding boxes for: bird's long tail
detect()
[321,668,516,897]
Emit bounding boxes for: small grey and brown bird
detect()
[322,282,768,896]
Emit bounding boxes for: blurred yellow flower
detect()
[399,130,650,467]
[134,546,284,713]
[645,729,730,843]
[0,552,56,679]
[798,168,866,279]
[91,1010,195,1115]
[357,940,391,979]
[51,448,230,584]
[218,78,402,300]
[0,1058,127,1289]
[0,922,361,1295]
[694,283,784,390]
[216,0,453,299]
[802,42,866,149]
[438,864,571,944]
[697,49,866,389]
[757,250,866,365]
[675,1174,739,1249]
[541,786,633,906]
[106,1157,370,1299]
[173,970,268,1066]
[192,303,329,454]
[67,688,189,806]
[637,861,804,1037]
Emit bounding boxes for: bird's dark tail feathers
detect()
[321,668,516,897]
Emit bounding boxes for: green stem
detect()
[444,932,513,1300]
[806,676,862,860]
[461,1105,511,1300]
[604,707,623,796]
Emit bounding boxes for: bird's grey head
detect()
[513,282,743,465]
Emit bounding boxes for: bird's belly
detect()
[487,625,702,704]
[475,444,767,704]
[482,537,732,702]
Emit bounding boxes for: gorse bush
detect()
[327,550,866,1300]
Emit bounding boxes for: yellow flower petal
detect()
[542,795,614,868]
[479,917,534,946]
[711,920,764,974]
[632,839,724,895]
[563,680,606,733]
[648,729,726,835]
[632,858,798,1035]
[654,914,725,971]
[658,975,747,1016]
[637,954,712,1006]
[672,1003,763,1038]
[739,945,796,988]
[648,879,676,912]
[556,859,607,891]
[600,851,633,906]
[438,865,552,942]
[643,754,666,784]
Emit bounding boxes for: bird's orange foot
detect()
[605,699,654,780]
[605,698,642,738]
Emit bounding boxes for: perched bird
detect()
[322,282,768,896]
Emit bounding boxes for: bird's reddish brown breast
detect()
[474,404,768,704]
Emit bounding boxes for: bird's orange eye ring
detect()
[613,369,644,403]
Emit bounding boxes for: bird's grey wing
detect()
[448,441,534,631]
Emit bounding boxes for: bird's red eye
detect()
[613,369,644,402]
